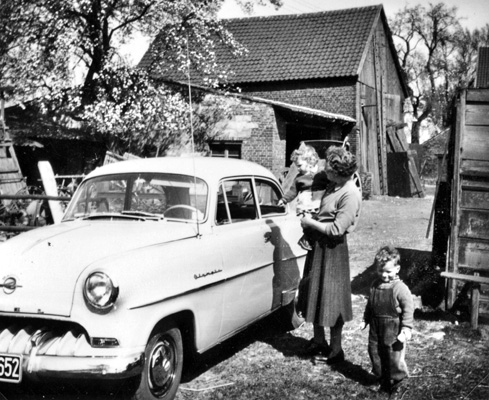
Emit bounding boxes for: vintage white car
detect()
[0,157,306,400]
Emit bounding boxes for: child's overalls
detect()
[367,281,409,387]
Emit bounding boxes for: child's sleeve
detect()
[282,178,299,203]
[397,283,414,329]
[363,286,373,324]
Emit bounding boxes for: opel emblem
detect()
[1,276,21,294]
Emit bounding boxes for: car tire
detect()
[132,322,183,400]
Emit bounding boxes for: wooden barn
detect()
[140,5,410,195]
[436,48,489,328]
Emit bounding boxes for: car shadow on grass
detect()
[181,312,289,384]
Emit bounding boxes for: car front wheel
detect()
[133,323,183,400]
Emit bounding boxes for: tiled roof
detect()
[219,5,382,83]
[476,47,489,88]
[139,5,384,84]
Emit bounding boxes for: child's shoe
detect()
[298,236,312,251]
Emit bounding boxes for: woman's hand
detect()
[300,212,314,229]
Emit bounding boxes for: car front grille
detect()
[0,318,91,356]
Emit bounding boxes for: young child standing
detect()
[278,144,328,250]
[361,246,414,394]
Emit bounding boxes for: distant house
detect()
[141,5,409,195]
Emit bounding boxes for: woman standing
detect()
[299,145,362,365]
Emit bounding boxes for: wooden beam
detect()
[466,89,489,102]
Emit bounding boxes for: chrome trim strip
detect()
[130,253,306,310]
[129,262,271,310]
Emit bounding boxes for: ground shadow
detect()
[0,380,124,400]
[351,248,445,309]
[261,329,312,359]
[181,310,297,383]
[263,333,377,388]
[330,360,378,386]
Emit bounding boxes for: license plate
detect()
[0,354,22,383]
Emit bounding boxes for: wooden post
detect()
[373,30,388,195]
[38,161,65,224]
[446,91,465,309]
[471,283,480,329]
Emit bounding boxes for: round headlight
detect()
[84,272,118,311]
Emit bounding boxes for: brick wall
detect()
[241,103,286,178]
[208,85,357,179]
[216,99,286,178]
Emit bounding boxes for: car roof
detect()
[85,156,277,183]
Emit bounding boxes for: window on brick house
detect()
[209,142,242,159]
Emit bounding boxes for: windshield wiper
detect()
[121,210,164,220]
[78,211,163,221]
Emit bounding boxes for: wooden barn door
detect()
[447,88,489,308]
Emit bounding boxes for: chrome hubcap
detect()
[148,338,175,397]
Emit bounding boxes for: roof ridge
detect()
[221,4,383,22]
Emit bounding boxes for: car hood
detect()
[0,220,198,317]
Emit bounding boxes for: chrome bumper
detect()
[24,350,144,380]
[0,322,144,381]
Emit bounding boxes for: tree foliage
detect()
[390,3,489,143]
[0,0,281,156]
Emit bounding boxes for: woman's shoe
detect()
[326,349,345,365]
[304,339,330,356]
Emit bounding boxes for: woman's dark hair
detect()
[325,146,357,177]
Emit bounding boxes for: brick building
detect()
[140,5,409,195]
[203,90,356,178]
[161,82,356,180]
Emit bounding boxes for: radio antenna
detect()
[186,33,195,154]
[186,32,201,237]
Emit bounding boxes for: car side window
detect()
[255,179,287,216]
[216,179,257,225]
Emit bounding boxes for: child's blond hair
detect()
[290,144,319,167]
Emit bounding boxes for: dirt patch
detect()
[348,190,434,279]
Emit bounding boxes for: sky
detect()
[125,0,489,65]
[218,0,489,29]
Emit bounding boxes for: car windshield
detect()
[63,173,208,222]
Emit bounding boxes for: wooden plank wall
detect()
[447,88,489,306]
[0,143,25,204]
